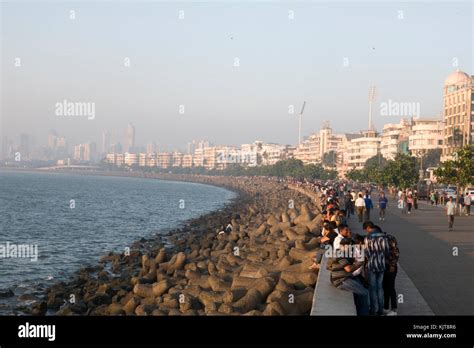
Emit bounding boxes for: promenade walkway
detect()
[291,186,434,315]
[366,194,474,315]
[347,214,433,315]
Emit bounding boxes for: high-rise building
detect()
[19,134,32,160]
[1,136,12,160]
[442,70,473,160]
[146,142,157,154]
[47,130,58,149]
[102,131,111,154]
[124,123,135,153]
[74,143,96,162]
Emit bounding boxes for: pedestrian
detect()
[407,194,413,214]
[363,221,389,316]
[355,193,366,223]
[401,191,408,214]
[464,192,471,216]
[458,194,464,215]
[382,231,400,316]
[378,192,388,221]
[350,190,356,215]
[329,238,369,316]
[446,197,456,231]
[345,191,353,219]
[364,195,373,221]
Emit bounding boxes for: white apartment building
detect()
[172,152,184,167]
[124,152,138,166]
[115,153,124,166]
[193,148,204,167]
[409,118,444,156]
[380,119,410,160]
[335,133,363,174]
[347,130,381,170]
[261,143,286,165]
[294,123,345,165]
[182,154,193,167]
[157,153,171,168]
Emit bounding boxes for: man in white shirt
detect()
[446,197,456,231]
[355,194,366,223]
[333,224,352,252]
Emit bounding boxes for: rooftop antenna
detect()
[368,86,376,131]
[298,101,306,144]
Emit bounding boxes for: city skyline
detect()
[1,1,472,150]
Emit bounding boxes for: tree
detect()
[421,148,442,169]
[365,154,387,168]
[322,151,337,167]
[434,145,474,198]
[346,168,366,182]
[383,153,418,189]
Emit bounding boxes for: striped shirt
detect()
[364,231,389,273]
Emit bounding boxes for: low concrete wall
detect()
[288,185,356,315]
[310,255,357,315]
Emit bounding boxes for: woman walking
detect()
[407,194,413,214]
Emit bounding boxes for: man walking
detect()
[378,192,388,221]
[345,191,353,219]
[364,195,374,222]
[363,221,389,316]
[446,197,456,231]
[464,192,471,216]
[355,194,366,223]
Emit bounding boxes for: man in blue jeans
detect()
[329,238,369,315]
[363,221,389,315]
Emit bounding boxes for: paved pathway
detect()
[347,194,474,315]
[347,213,434,315]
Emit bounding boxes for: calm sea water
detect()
[0,171,235,314]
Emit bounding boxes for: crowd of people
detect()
[287,181,399,316]
[280,176,471,315]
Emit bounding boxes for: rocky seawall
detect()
[30,175,323,316]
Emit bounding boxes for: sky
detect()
[1,0,473,152]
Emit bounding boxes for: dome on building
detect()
[444,69,470,85]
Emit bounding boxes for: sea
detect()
[0,170,236,314]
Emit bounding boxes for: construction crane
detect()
[298,101,306,145]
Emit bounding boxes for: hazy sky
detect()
[1,0,472,151]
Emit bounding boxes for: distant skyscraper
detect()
[124,123,135,153]
[1,136,13,160]
[102,131,111,154]
[147,142,157,154]
[74,142,97,162]
[19,134,32,160]
[47,129,58,149]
